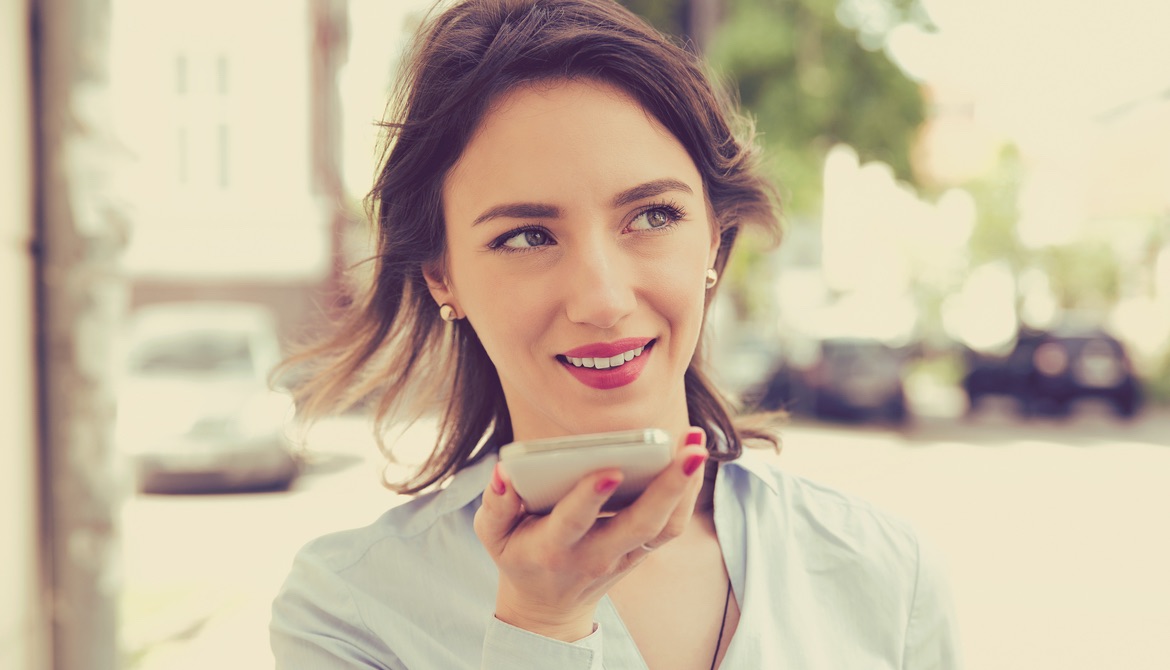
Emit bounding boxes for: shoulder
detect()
[724,451,965,662]
[727,450,922,575]
[292,457,493,576]
[272,459,497,663]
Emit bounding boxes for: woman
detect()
[271,0,962,668]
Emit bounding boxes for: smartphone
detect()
[498,428,673,514]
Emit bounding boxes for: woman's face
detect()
[432,79,717,441]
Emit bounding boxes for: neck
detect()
[694,461,717,515]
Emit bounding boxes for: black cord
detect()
[710,578,732,670]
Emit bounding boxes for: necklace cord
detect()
[709,578,732,670]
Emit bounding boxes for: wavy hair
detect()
[280,0,782,494]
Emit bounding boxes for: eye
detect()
[627,203,685,232]
[489,226,555,251]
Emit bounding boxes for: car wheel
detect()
[883,394,909,425]
[1112,386,1140,419]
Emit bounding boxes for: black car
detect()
[962,327,1141,418]
[748,337,910,425]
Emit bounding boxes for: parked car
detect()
[116,302,302,493]
[747,336,911,425]
[962,326,1141,418]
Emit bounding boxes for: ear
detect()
[705,201,722,269]
[422,262,457,310]
[707,226,721,270]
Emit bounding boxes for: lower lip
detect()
[560,346,653,390]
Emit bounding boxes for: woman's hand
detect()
[474,427,709,642]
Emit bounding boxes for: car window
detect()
[128,331,255,375]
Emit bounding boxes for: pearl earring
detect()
[704,268,718,289]
[439,304,459,322]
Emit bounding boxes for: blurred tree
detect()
[964,145,1025,270]
[620,0,690,40]
[621,0,927,216]
[704,0,928,216]
[1038,242,1121,310]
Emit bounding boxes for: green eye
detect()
[490,226,555,251]
[516,230,549,247]
[629,204,685,232]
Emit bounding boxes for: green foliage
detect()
[619,0,688,38]
[705,0,927,215]
[963,145,1024,269]
[1036,242,1121,309]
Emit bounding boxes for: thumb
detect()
[474,462,524,555]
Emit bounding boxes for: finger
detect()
[473,462,525,555]
[645,430,708,550]
[598,427,708,554]
[545,467,624,547]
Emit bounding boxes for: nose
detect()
[562,237,637,329]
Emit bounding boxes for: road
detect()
[120,404,1170,669]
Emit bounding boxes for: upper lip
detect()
[560,337,654,359]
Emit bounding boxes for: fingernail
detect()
[685,429,704,447]
[682,454,706,477]
[491,464,506,495]
[595,477,620,494]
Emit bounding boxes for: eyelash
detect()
[486,200,688,253]
[487,225,552,253]
[636,200,687,231]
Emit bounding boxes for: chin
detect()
[557,398,679,436]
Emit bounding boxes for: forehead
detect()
[442,79,701,211]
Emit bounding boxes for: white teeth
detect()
[564,344,649,369]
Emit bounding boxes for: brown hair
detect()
[281,0,782,494]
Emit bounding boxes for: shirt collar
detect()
[439,452,499,513]
[719,447,781,495]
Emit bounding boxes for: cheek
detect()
[449,255,550,355]
[639,249,709,329]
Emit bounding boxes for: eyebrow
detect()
[470,177,693,227]
[472,202,560,227]
[611,178,693,208]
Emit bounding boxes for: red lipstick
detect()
[557,338,655,390]
[560,337,653,359]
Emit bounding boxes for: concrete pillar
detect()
[35,0,126,667]
[1,0,50,668]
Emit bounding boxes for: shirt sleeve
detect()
[481,617,604,670]
[270,549,401,669]
[902,536,964,670]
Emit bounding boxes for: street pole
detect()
[33,0,126,667]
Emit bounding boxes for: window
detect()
[217,124,229,187]
[175,53,187,94]
[177,127,188,183]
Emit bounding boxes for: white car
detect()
[116,302,302,493]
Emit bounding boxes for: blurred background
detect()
[3,0,1168,668]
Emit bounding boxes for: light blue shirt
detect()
[271,449,962,668]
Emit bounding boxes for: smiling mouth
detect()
[557,339,656,370]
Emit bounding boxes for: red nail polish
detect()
[491,464,506,495]
[682,454,706,476]
[684,429,704,447]
[595,477,620,494]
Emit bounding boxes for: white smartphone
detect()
[498,428,673,514]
